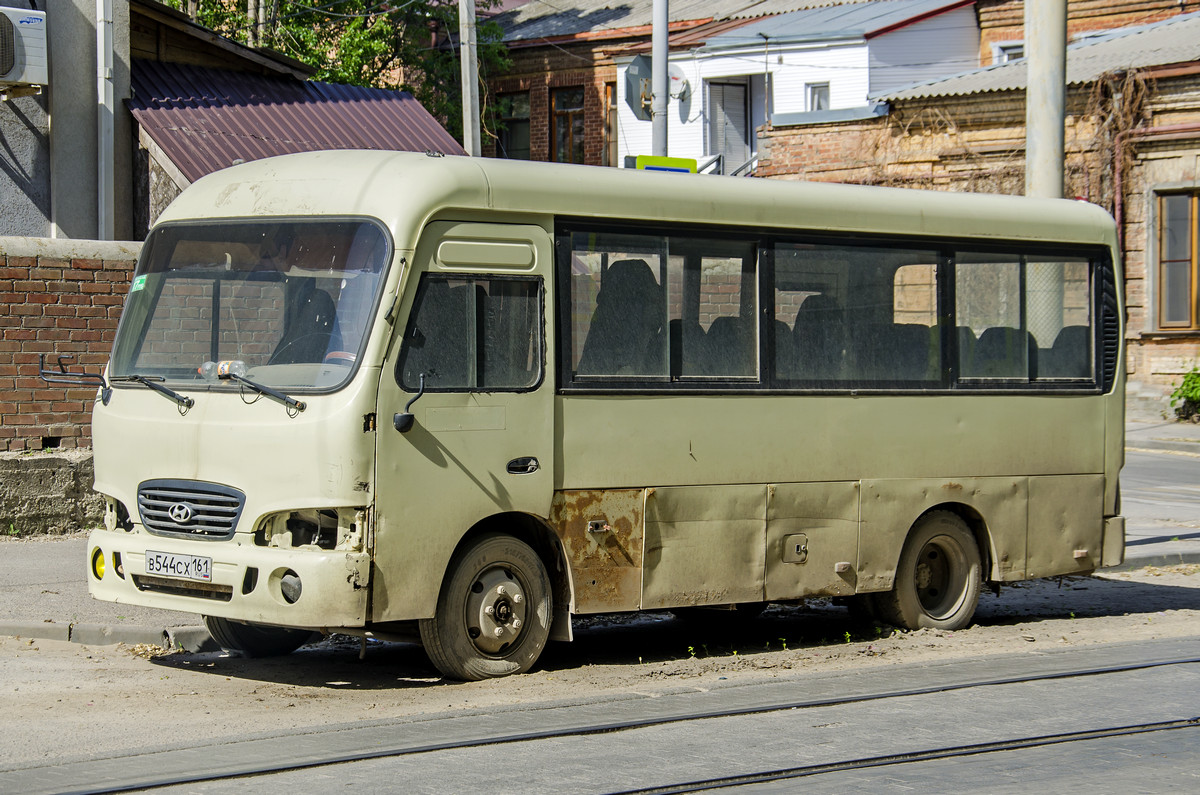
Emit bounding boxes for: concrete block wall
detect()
[0,449,102,535]
[0,236,140,452]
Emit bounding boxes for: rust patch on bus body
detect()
[550,489,645,614]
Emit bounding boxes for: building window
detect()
[495,93,531,160]
[551,88,586,164]
[994,42,1024,63]
[1159,193,1199,328]
[602,83,618,167]
[806,82,830,112]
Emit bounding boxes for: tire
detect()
[202,616,315,658]
[872,511,982,631]
[419,533,553,681]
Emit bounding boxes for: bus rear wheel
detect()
[202,616,314,657]
[872,511,982,631]
[419,533,552,681]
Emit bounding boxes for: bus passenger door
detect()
[372,222,555,623]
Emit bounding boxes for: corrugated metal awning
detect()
[128,60,465,185]
[885,10,1200,101]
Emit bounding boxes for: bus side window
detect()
[955,253,1093,383]
[397,275,541,391]
[577,259,666,377]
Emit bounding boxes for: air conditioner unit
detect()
[0,8,48,92]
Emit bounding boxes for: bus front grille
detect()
[132,574,234,601]
[137,480,245,540]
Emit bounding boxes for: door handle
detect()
[507,457,540,475]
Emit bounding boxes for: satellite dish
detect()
[668,64,690,100]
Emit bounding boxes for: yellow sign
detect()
[635,156,697,173]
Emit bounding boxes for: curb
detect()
[0,620,218,652]
[1127,440,1200,455]
[1109,550,1200,572]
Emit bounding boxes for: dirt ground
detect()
[4,564,1200,769]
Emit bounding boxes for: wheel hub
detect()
[914,536,967,619]
[466,566,527,655]
[914,562,934,590]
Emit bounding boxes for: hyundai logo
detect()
[168,503,194,524]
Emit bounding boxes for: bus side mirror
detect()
[393,372,426,433]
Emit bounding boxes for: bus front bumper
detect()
[86,528,370,629]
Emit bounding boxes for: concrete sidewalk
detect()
[2,421,1198,651]
[1126,417,1200,456]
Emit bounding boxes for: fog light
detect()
[91,547,106,580]
[280,570,302,604]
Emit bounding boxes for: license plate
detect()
[145,550,212,582]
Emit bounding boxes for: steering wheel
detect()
[323,351,357,365]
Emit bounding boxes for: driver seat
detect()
[272,288,339,364]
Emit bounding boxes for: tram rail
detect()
[27,651,1200,795]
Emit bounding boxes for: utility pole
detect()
[651,0,668,156]
[1025,0,1066,198]
[96,0,115,240]
[1025,0,1068,348]
[459,0,481,156]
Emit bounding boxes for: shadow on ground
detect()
[150,572,1200,690]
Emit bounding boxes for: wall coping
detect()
[0,236,141,260]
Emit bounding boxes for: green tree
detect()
[165,1,509,141]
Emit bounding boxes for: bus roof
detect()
[158,150,1118,251]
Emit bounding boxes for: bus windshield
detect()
[110,220,390,392]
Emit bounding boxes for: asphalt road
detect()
[22,638,1200,795]
[1123,450,1200,534]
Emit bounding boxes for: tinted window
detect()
[565,230,757,382]
[398,275,542,391]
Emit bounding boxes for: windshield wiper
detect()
[110,374,195,409]
[220,373,306,414]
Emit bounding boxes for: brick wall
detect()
[485,39,620,165]
[0,237,140,451]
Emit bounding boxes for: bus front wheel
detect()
[872,511,982,631]
[419,533,553,681]
[202,616,314,657]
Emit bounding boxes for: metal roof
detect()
[703,0,971,49]
[497,0,865,44]
[128,61,465,185]
[885,10,1200,101]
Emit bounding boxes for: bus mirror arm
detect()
[393,373,426,433]
[39,354,111,405]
